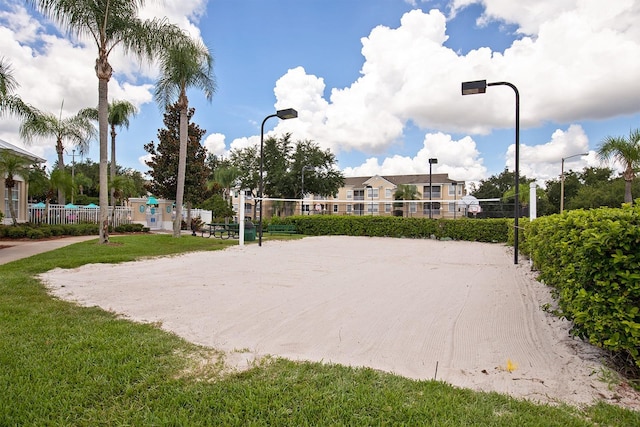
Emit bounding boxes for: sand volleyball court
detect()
[40,236,640,407]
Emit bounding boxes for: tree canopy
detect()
[229,133,344,216]
[144,104,210,206]
[597,128,640,204]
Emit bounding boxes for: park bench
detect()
[267,224,297,234]
[201,223,239,239]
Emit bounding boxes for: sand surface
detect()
[40,236,640,407]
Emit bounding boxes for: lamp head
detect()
[461,80,487,95]
[276,108,298,120]
[429,158,438,164]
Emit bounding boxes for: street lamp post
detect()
[428,158,437,219]
[452,181,457,220]
[301,165,312,215]
[66,149,77,204]
[560,152,589,214]
[462,79,520,264]
[258,108,298,246]
[365,184,373,215]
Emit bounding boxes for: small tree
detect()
[20,106,95,204]
[0,57,36,120]
[154,38,215,237]
[144,104,211,224]
[597,128,640,204]
[394,184,421,217]
[0,150,33,225]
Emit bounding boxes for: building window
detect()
[409,202,417,213]
[448,184,456,196]
[366,188,379,199]
[346,190,353,199]
[385,188,393,199]
[423,185,441,199]
[424,202,441,215]
[346,204,352,213]
[333,205,338,213]
[385,203,391,213]
[4,184,20,219]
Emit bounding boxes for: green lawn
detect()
[0,234,638,426]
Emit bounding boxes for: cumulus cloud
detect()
[505,124,595,184]
[3,0,639,183]
[270,2,639,181]
[344,132,487,182]
[0,0,207,168]
[202,133,226,157]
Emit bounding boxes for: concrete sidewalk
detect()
[0,235,96,265]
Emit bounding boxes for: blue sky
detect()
[1,0,639,186]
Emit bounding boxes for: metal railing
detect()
[28,204,132,227]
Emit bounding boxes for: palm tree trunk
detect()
[97,71,111,243]
[7,185,18,226]
[56,138,66,205]
[625,179,633,204]
[110,125,117,209]
[173,99,188,238]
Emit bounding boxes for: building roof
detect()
[344,174,457,187]
[0,138,46,163]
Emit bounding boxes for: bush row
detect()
[526,204,640,368]
[0,222,148,239]
[268,215,511,243]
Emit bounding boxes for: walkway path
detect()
[0,236,96,265]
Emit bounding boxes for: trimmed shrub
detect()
[268,215,510,243]
[114,223,147,233]
[526,204,640,368]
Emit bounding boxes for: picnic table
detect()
[201,223,239,239]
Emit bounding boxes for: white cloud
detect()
[505,124,594,184]
[271,3,640,181]
[138,153,153,171]
[344,132,487,183]
[229,136,259,153]
[0,0,208,168]
[202,133,226,157]
[4,1,640,183]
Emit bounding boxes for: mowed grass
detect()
[0,234,638,426]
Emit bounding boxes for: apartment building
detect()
[232,173,466,220]
[330,174,466,218]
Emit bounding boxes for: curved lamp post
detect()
[462,79,520,264]
[258,108,298,246]
[560,152,589,213]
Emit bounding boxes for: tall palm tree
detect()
[81,100,138,207]
[597,128,640,204]
[394,184,421,217]
[154,39,215,237]
[20,106,95,204]
[29,0,187,243]
[212,166,240,205]
[0,57,36,120]
[0,150,33,225]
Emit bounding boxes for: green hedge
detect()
[526,205,640,368]
[268,215,510,243]
[0,222,148,239]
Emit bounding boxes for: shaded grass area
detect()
[0,234,638,426]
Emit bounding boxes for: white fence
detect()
[28,204,133,227]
